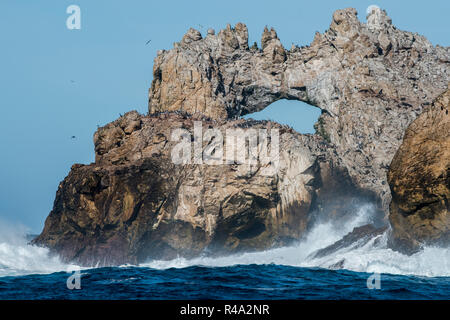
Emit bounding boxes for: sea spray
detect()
[140,204,450,277]
[0,220,79,277]
[0,205,449,278]
[139,204,375,269]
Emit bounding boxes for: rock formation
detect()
[309,224,388,260]
[33,111,372,265]
[33,7,450,265]
[388,88,450,254]
[149,7,449,212]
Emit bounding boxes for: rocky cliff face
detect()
[388,88,450,254]
[33,7,449,265]
[33,111,371,265]
[149,7,449,212]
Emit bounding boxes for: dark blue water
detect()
[0,265,449,300]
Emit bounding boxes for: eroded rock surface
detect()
[34,7,450,265]
[309,224,388,260]
[388,88,450,254]
[149,7,449,212]
[33,112,371,265]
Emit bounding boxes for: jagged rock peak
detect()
[214,22,249,50]
[329,7,360,35]
[366,5,393,31]
[233,22,249,49]
[147,7,449,215]
[261,26,280,49]
[181,28,202,44]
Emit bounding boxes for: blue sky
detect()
[0,0,449,232]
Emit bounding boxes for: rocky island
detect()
[33,7,449,266]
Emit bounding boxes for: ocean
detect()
[0,205,449,300]
[1,265,449,300]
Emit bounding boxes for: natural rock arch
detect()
[242,99,322,134]
[148,7,450,211]
[32,7,450,265]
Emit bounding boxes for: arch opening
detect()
[242,99,322,134]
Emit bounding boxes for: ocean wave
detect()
[140,204,450,278]
[0,220,78,277]
[0,205,448,278]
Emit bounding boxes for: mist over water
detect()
[0,205,449,278]
[0,220,77,277]
[141,204,450,278]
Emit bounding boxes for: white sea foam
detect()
[140,204,450,278]
[0,220,79,277]
[0,205,448,278]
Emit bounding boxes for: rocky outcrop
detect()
[33,111,372,266]
[149,7,450,212]
[34,7,449,265]
[388,88,450,254]
[309,224,388,259]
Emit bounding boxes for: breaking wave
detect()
[140,204,450,278]
[0,220,78,277]
[0,205,448,278]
